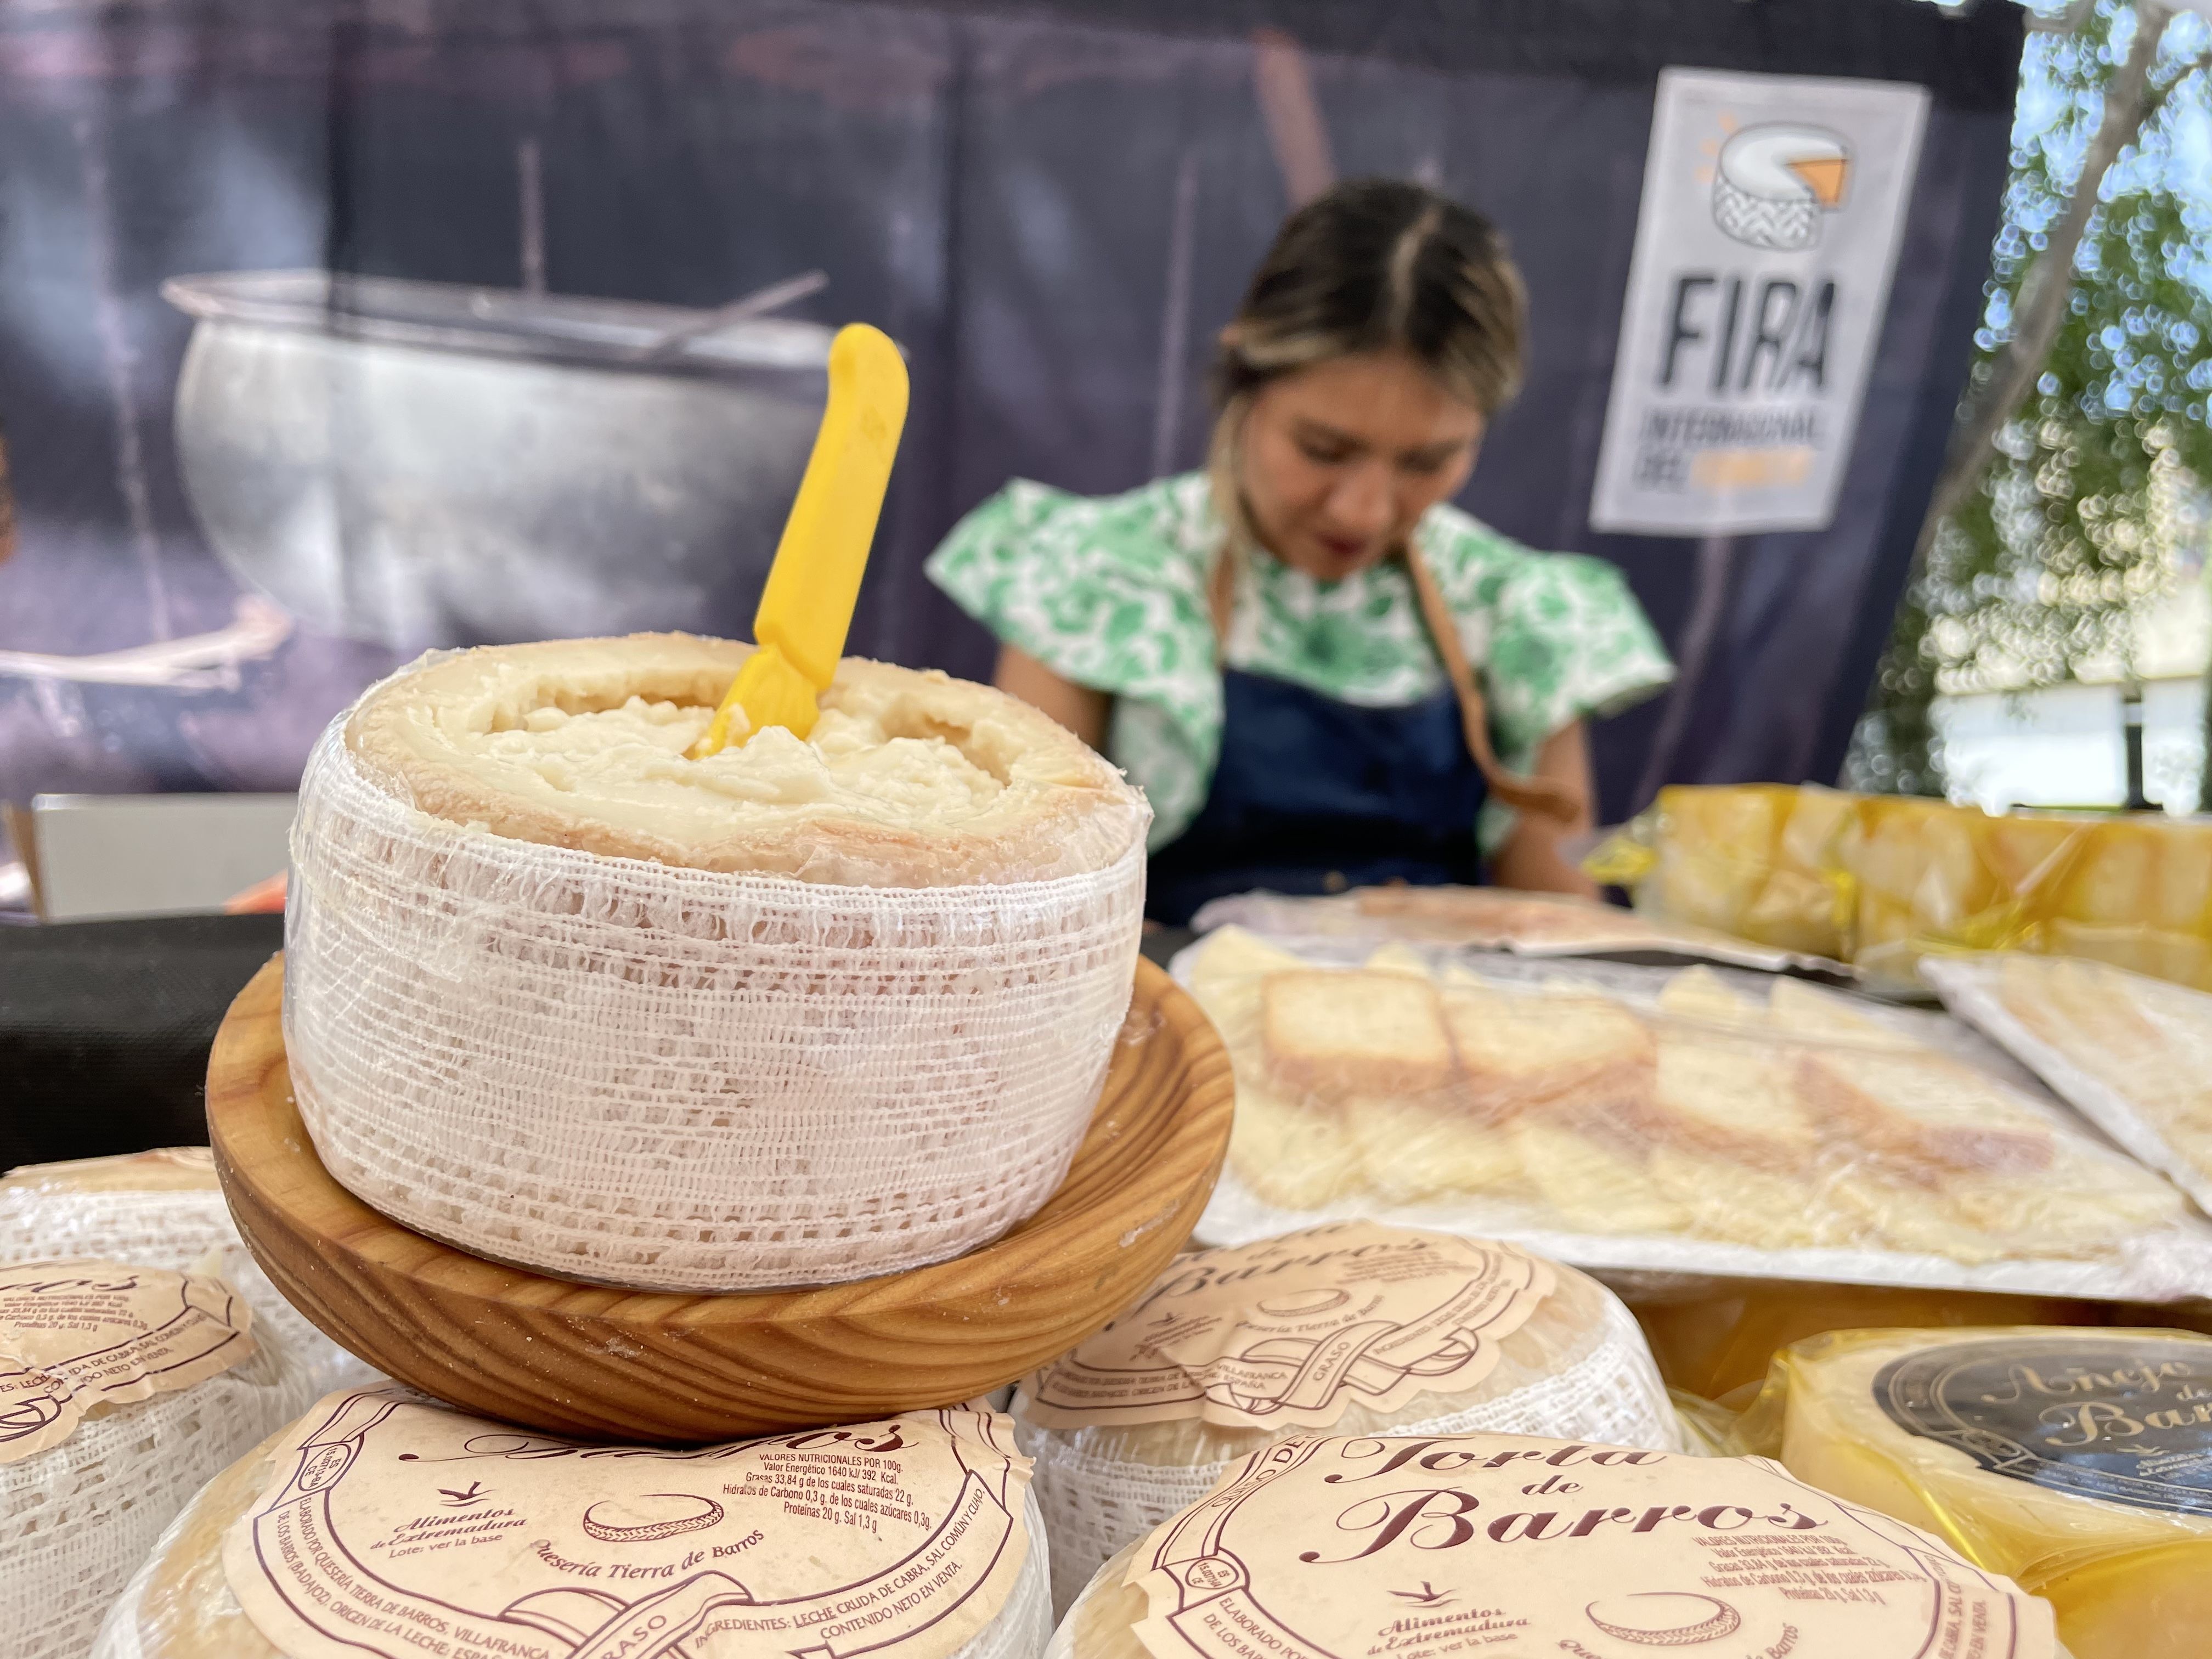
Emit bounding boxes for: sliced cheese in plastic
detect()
[1011,1223,1677,1617]
[1763,1326,2212,1659]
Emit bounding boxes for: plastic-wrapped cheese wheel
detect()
[0,1150,377,1398]
[1047,1429,2059,1659]
[1768,1327,2212,1659]
[1011,1223,1677,1614]
[95,1386,1051,1659]
[2,1259,328,1659]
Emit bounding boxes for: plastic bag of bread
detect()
[1748,1325,2212,1659]
[0,1149,377,1398]
[1010,1223,1678,1613]
[3,1257,333,1659]
[286,637,1149,1292]
[93,1385,1049,1659]
[1927,952,2212,1216]
[1192,883,1844,973]
[1047,1427,2061,1659]
[1181,928,2212,1300]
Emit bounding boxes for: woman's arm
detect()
[994,645,1112,751]
[1489,721,1599,898]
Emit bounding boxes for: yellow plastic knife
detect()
[691,322,910,756]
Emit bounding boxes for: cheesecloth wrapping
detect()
[285,719,1146,1291]
[4,1293,335,1659]
[0,1174,380,1400]
[1015,1289,1678,1616]
[93,1453,1054,1659]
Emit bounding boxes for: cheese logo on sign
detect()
[1712,124,1851,250]
[1589,70,1927,535]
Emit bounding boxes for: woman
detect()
[927,179,1673,924]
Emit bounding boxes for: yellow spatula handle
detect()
[757,324,909,687]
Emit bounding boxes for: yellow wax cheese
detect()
[1770,1326,2212,1659]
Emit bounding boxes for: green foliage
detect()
[1849,1,2212,795]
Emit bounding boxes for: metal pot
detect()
[164,270,830,650]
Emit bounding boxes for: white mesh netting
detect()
[0,1177,379,1401]
[285,720,1147,1292]
[93,1464,1054,1659]
[4,1294,336,1659]
[1016,1296,1677,1617]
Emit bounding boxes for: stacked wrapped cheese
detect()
[0,1149,375,1400]
[286,635,1149,1291]
[1767,1327,2212,1659]
[95,1387,1050,1659]
[1011,1223,1678,1614]
[3,1259,330,1659]
[1049,1428,2059,1659]
[1183,929,2208,1297]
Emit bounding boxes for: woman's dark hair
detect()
[1211,178,1528,420]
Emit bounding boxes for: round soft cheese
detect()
[1011,1224,1678,1615]
[287,640,1151,1291]
[1048,1430,2057,1659]
[94,1390,1051,1659]
[0,1151,379,1400]
[2,1259,326,1659]
[345,634,1147,885]
[1774,1326,2212,1659]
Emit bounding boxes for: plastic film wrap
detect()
[1594,783,2212,994]
[1192,884,1846,974]
[3,1265,335,1659]
[1927,953,2212,1216]
[1011,1227,1678,1615]
[0,1150,378,1400]
[93,1401,1053,1659]
[1180,928,2212,1300]
[1747,1326,2212,1659]
[285,716,1147,1291]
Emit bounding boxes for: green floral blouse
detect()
[925,472,1674,855]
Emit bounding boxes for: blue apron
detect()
[1146,668,1489,926]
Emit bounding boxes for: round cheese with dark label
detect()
[1777,1327,2212,1659]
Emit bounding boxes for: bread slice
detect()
[1262,969,1454,1099]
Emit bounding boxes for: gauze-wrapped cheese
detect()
[1763,1326,2212,1659]
[94,1387,1051,1659]
[0,1150,378,1400]
[1010,1223,1678,1614]
[1047,1429,2058,1659]
[287,638,1149,1292]
[2,1259,328,1659]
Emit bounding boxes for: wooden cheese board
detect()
[207,953,1234,1442]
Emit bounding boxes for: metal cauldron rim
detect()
[161,268,833,380]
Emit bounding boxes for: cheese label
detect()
[1125,1433,2055,1659]
[1875,1334,2212,1516]
[1018,1224,1556,1431]
[0,1257,255,1464]
[222,1388,1034,1659]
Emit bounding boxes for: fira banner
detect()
[1590,69,1929,536]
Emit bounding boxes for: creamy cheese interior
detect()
[475,694,1008,830]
